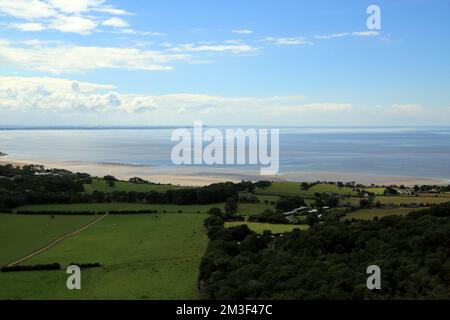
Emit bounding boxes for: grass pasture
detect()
[0,214,96,267]
[225,221,308,233]
[0,213,208,299]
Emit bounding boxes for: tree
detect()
[275,196,305,213]
[208,207,223,217]
[300,182,310,190]
[225,196,238,214]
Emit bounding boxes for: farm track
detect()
[7,214,109,267]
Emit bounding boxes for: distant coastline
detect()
[0,156,448,187]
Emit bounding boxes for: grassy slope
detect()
[0,214,208,300]
[225,221,308,233]
[0,214,95,267]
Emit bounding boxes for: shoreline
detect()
[0,156,448,187]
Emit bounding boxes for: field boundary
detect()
[6,213,109,267]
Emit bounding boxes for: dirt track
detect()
[7,214,108,267]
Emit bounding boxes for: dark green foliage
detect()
[384,186,399,195]
[225,195,238,214]
[199,205,450,299]
[409,202,450,218]
[275,196,306,213]
[204,215,224,229]
[248,209,288,224]
[254,181,272,188]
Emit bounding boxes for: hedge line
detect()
[16,210,101,216]
[1,263,61,272]
[69,262,101,269]
[109,210,159,215]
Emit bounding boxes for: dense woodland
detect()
[199,203,450,299]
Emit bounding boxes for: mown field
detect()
[0,214,96,267]
[83,179,182,193]
[0,213,208,299]
[225,221,308,233]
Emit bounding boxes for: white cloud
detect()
[384,104,423,115]
[0,0,132,34]
[232,29,253,34]
[262,37,313,46]
[268,103,352,115]
[315,31,380,40]
[0,39,191,74]
[352,31,379,37]
[170,42,258,54]
[102,17,129,28]
[115,29,165,36]
[0,76,310,116]
[46,0,102,14]
[0,76,435,126]
[0,0,56,19]
[315,32,349,39]
[9,23,47,32]
[49,15,98,34]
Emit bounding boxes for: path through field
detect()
[7,214,108,267]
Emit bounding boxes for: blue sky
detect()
[0,0,449,126]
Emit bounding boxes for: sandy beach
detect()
[0,156,448,187]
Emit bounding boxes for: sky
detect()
[0,0,449,126]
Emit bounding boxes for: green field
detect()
[0,213,208,299]
[225,221,308,233]
[343,208,425,221]
[374,196,450,205]
[237,202,275,216]
[255,195,279,203]
[362,187,386,195]
[83,179,181,193]
[0,214,96,267]
[256,182,356,196]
